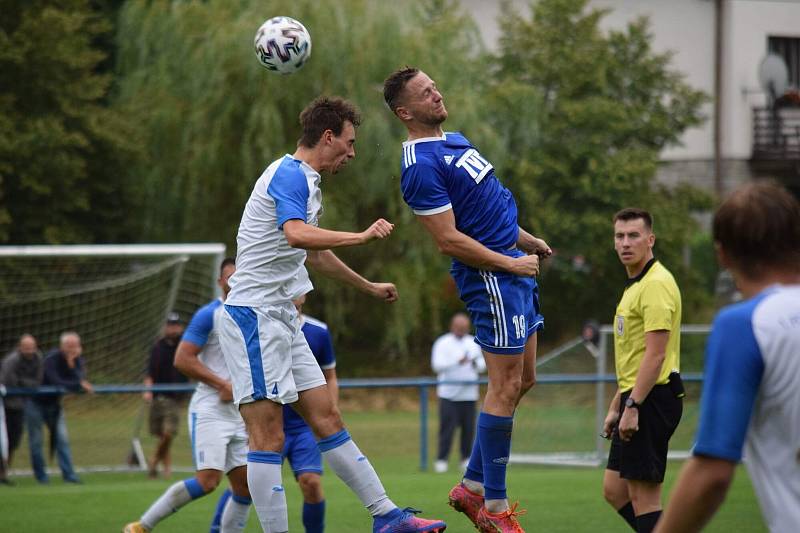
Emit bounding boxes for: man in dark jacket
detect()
[28,331,93,483]
[143,313,187,478]
[0,334,43,470]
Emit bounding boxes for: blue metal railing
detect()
[2,373,704,471]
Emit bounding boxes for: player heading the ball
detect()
[384,67,552,533]
[217,96,446,533]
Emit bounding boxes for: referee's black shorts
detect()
[606,384,682,483]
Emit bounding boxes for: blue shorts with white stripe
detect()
[451,251,544,355]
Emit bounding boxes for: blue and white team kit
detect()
[401,132,543,354]
[219,155,328,407]
[692,285,800,532]
[182,299,249,473]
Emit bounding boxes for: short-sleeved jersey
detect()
[182,298,238,417]
[226,155,323,306]
[283,315,336,433]
[613,259,681,392]
[693,285,800,532]
[399,133,519,258]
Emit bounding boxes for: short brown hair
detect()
[713,180,800,278]
[298,97,361,148]
[613,208,653,231]
[383,67,420,112]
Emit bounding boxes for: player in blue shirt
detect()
[384,67,552,532]
[656,181,800,533]
[211,293,337,533]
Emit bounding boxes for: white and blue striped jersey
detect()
[400,132,519,259]
[227,155,323,306]
[694,285,800,532]
[182,299,238,417]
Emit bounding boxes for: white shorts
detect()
[188,409,248,473]
[219,302,326,406]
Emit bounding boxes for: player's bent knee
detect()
[196,470,223,493]
[297,473,324,503]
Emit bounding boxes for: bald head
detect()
[18,334,38,358]
[450,313,471,338]
[59,332,82,360]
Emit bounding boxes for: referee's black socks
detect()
[616,502,637,531]
[636,510,662,533]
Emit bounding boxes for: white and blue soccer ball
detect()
[254,16,312,75]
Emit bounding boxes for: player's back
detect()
[400,132,519,258]
[745,285,800,530]
[227,156,322,307]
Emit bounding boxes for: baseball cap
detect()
[166,312,183,325]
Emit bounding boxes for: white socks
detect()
[247,451,288,533]
[318,430,396,517]
[141,478,204,529]
[221,492,252,533]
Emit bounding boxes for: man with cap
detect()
[143,312,188,478]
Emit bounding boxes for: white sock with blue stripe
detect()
[318,430,396,517]
[141,478,205,529]
[221,492,251,533]
[247,451,288,533]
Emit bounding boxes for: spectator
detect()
[144,312,188,478]
[432,312,486,474]
[0,334,43,471]
[29,331,93,484]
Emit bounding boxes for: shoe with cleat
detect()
[373,507,447,532]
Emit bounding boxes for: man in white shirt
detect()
[432,312,486,474]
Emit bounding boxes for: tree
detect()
[0,0,135,244]
[484,0,712,336]
[113,0,491,362]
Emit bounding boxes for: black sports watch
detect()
[624,397,641,409]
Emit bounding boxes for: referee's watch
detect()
[624,397,641,410]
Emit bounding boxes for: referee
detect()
[602,208,683,533]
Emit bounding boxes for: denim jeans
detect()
[25,400,78,482]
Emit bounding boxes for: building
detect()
[461,0,800,195]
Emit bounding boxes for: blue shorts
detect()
[283,427,323,478]
[451,254,544,355]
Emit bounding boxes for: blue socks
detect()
[209,488,232,532]
[303,500,325,533]
[477,412,513,501]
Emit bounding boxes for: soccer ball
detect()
[254,16,312,75]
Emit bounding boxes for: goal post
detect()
[0,243,225,473]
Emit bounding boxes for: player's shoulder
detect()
[193,299,223,320]
[302,315,329,332]
[641,262,680,293]
[713,292,770,332]
[401,132,468,170]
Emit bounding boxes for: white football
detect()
[254,16,312,75]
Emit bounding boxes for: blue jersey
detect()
[693,285,800,531]
[400,132,519,258]
[283,316,336,433]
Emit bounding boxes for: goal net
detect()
[509,325,710,467]
[0,244,225,474]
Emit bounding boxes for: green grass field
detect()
[1,460,764,532]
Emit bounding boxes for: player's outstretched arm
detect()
[517,226,552,257]
[416,209,540,276]
[174,341,233,402]
[283,218,393,250]
[305,249,398,302]
[654,456,736,533]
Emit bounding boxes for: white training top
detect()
[227,155,323,307]
[431,333,486,401]
[694,285,800,532]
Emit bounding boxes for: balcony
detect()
[751,106,800,170]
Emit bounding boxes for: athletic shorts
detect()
[606,385,683,482]
[188,410,248,473]
[451,251,544,355]
[283,427,323,478]
[219,303,327,406]
[149,395,180,437]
